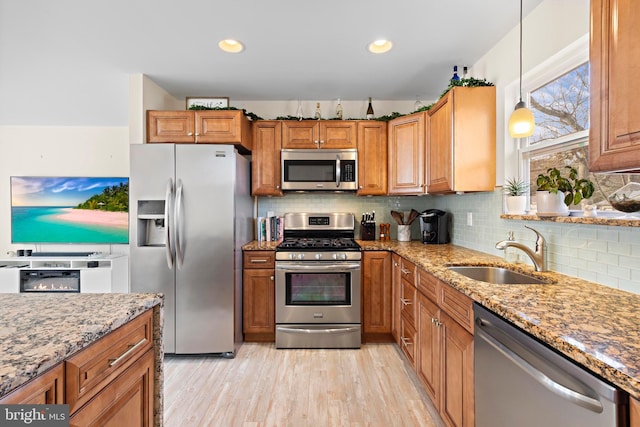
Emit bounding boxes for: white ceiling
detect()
[0,0,542,126]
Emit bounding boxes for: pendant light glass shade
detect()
[509,101,535,137]
[510,0,534,139]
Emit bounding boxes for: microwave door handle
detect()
[336,155,341,188]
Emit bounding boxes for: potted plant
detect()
[535,166,595,215]
[503,177,529,214]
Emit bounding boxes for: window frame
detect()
[504,34,589,210]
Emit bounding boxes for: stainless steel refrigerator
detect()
[129,144,252,356]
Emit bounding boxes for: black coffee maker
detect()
[419,209,450,244]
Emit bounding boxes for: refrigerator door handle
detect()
[164,178,175,270]
[175,179,185,269]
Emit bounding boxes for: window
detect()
[517,39,638,211]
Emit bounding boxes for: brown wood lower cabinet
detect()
[69,349,154,427]
[362,251,393,342]
[399,261,474,427]
[243,250,276,342]
[0,310,156,426]
[0,363,64,404]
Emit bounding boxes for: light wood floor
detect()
[164,342,443,427]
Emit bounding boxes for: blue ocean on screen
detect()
[11,206,128,244]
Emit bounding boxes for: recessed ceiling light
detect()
[218,39,244,53]
[368,39,393,54]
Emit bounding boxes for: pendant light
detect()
[508,0,535,138]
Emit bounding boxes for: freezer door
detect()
[129,144,177,353]
[174,144,236,354]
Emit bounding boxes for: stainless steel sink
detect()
[447,265,550,285]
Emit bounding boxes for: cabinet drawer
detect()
[440,284,474,334]
[69,349,154,427]
[400,317,417,368]
[66,310,153,413]
[243,251,275,269]
[417,269,440,303]
[400,258,417,285]
[400,280,417,327]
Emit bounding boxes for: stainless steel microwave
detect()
[281,149,358,191]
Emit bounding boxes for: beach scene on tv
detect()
[11,177,129,244]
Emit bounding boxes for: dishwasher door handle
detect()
[477,320,604,414]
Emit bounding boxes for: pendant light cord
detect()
[518,0,523,103]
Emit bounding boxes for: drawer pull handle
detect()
[400,337,412,346]
[250,259,268,263]
[401,268,411,275]
[108,338,147,367]
[400,298,412,306]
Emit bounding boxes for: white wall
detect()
[472,0,590,184]
[0,125,129,255]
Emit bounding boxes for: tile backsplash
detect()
[258,190,640,294]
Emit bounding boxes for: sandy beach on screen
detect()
[54,208,128,228]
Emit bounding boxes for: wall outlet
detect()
[467,212,473,226]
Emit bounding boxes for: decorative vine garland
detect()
[187,78,494,122]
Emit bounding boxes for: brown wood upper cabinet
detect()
[147,110,252,152]
[282,120,356,149]
[252,121,283,196]
[427,86,496,193]
[357,121,388,195]
[388,112,426,195]
[589,0,640,172]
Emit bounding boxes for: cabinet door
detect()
[362,251,392,341]
[391,253,402,344]
[282,121,319,148]
[440,311,474,427]
[357,121,388,195]
[196,111,251,151]
[427,94,453,193]
[417,293,440,408]
[147,111,195,143]
[69,349,154,427]
[590,0,640,172]
[0,363,64,404]
[252,121,283,196]
[388,113,425,194]
[243,268,275,340]
[320,121,357,149]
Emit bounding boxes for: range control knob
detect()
[288,253,296,260]
[315,253,322,260]
[297,253,305,260]
[333,253,347,260]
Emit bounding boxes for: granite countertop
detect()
[243,239,640,399]
[0,293,163,398]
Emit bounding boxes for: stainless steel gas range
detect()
[275,212,362,349]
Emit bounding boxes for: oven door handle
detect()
[275,263,361,271]
[277,326,360,334]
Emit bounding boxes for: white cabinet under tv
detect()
[0,253,128,293]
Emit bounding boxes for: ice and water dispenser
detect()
[136,200,167,246]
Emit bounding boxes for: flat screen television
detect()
[10,176,129,244]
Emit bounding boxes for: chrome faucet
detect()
[495,225,547,272]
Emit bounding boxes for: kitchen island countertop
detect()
[243,239,640,399]
[0,292,164,409]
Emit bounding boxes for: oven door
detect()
[275,261,361,324]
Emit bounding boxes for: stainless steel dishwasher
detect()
[474,304,629,427]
